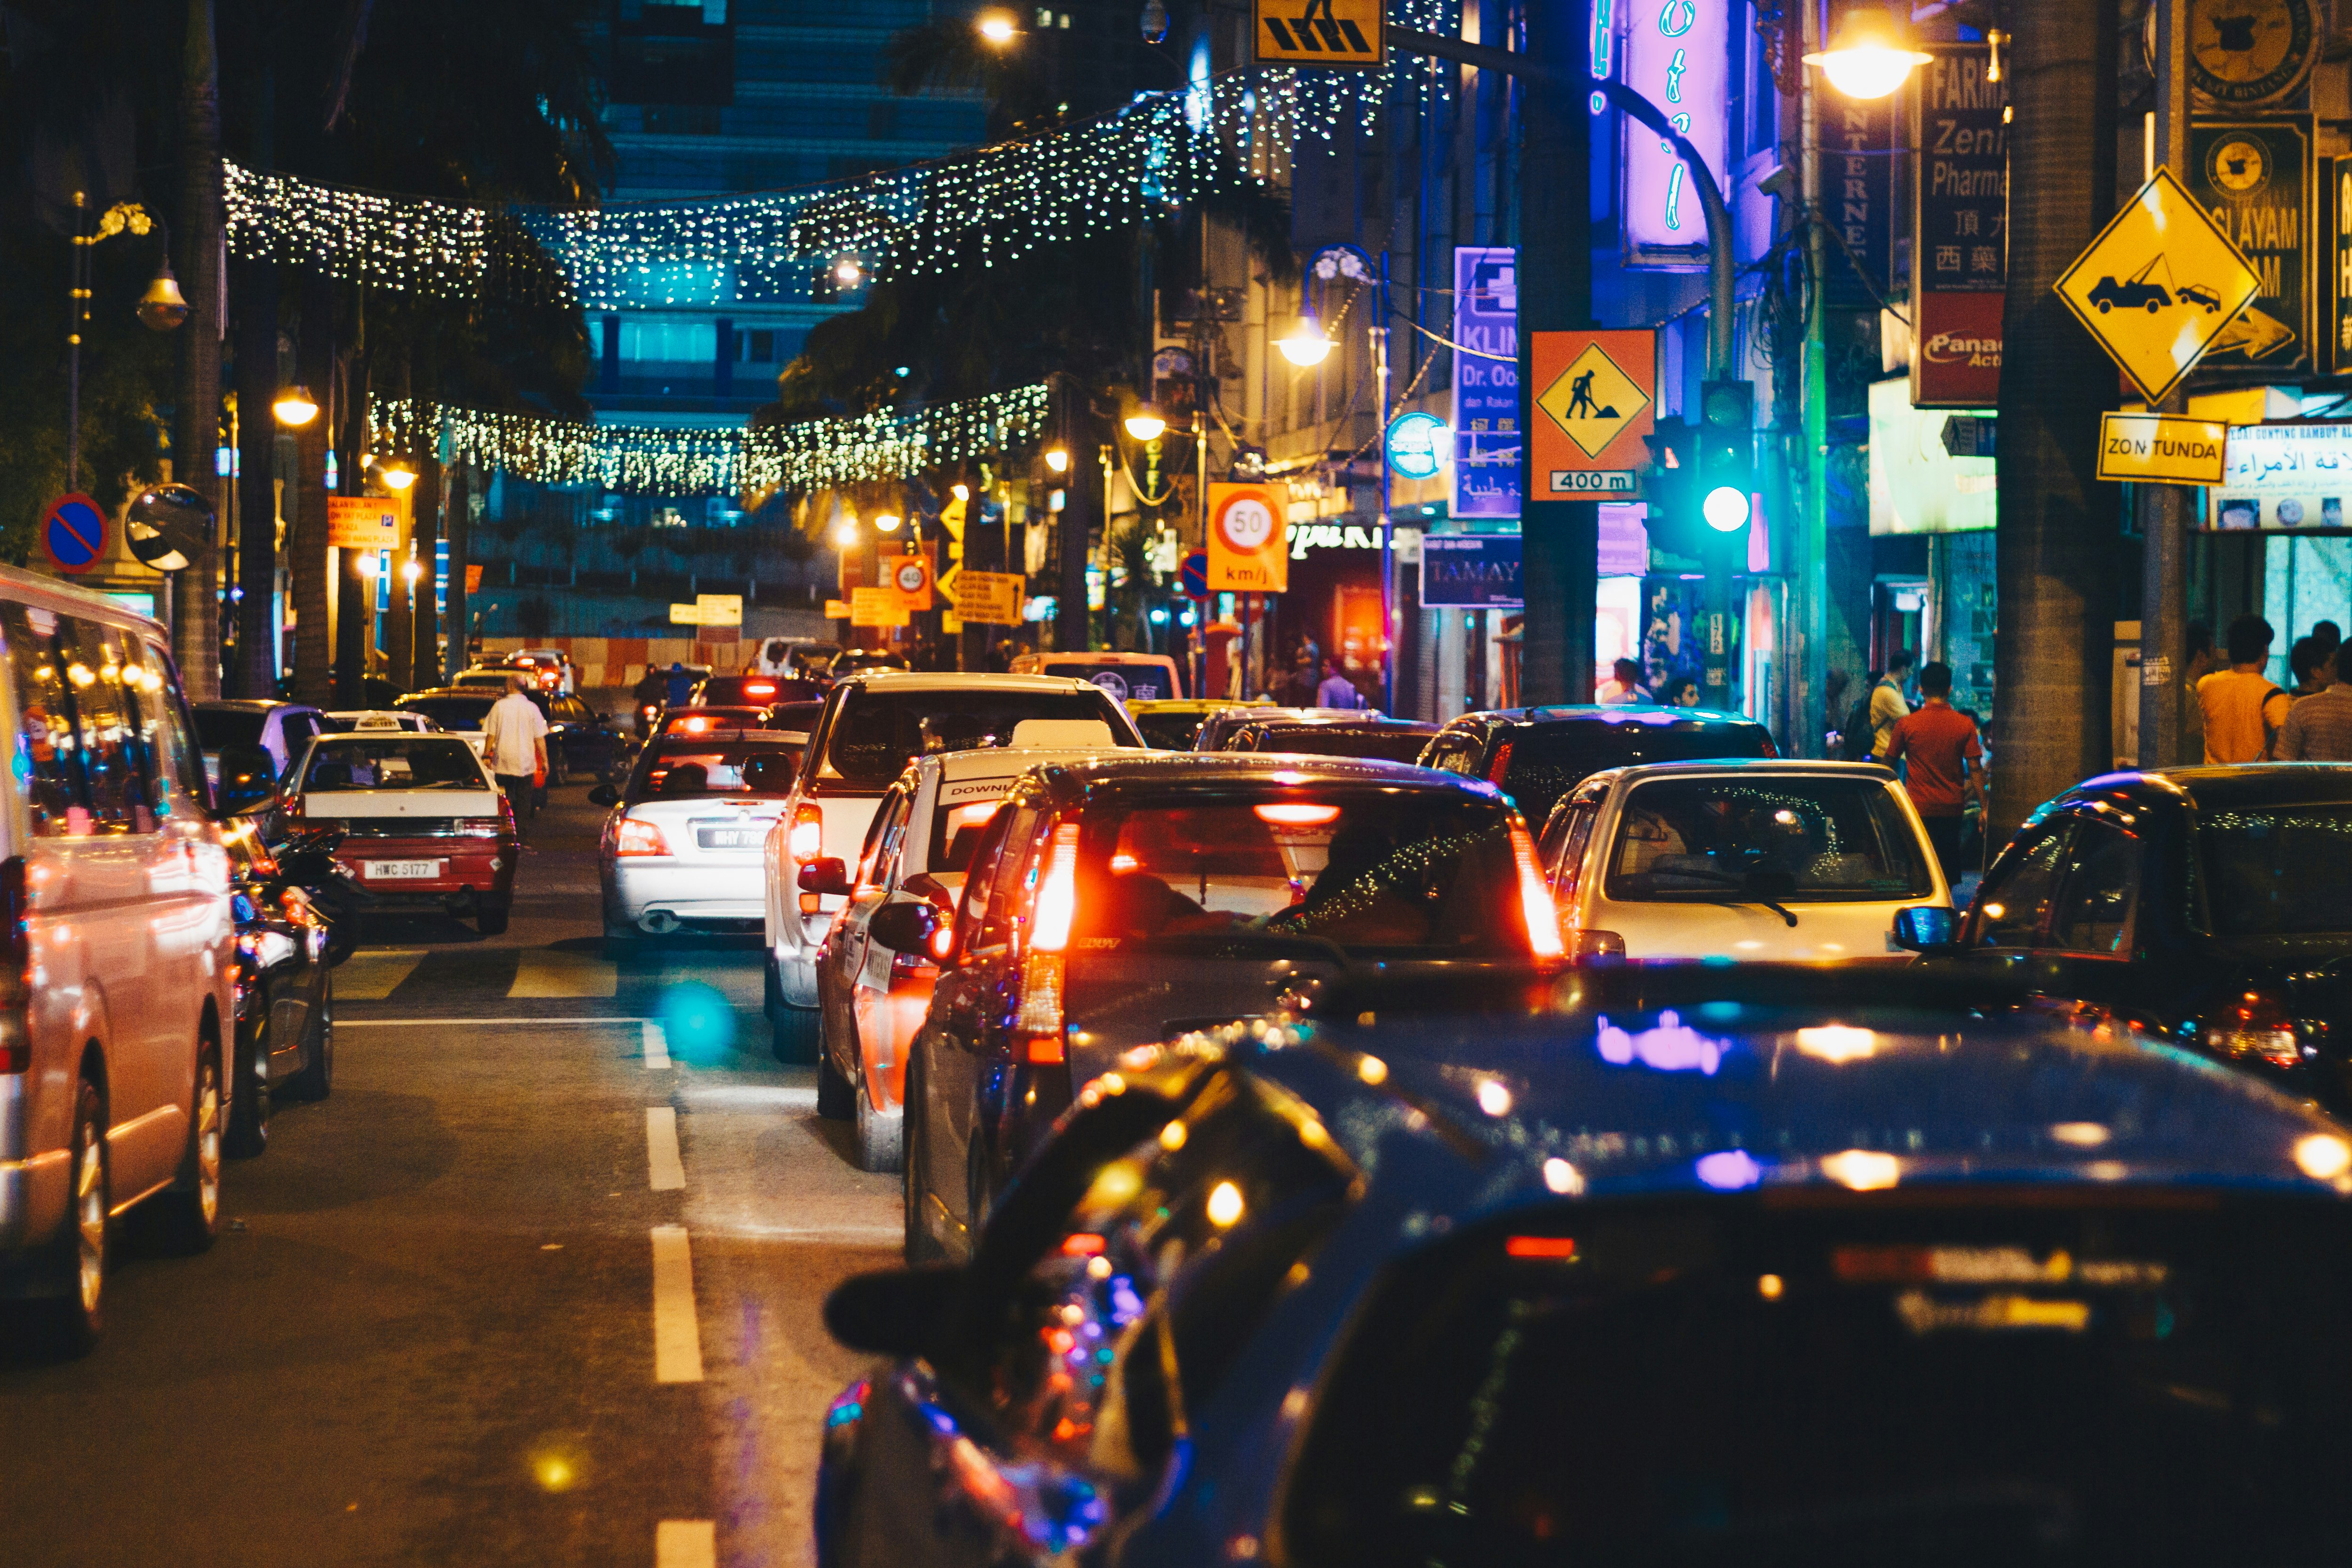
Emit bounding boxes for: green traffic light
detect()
[1703,485,1751,533]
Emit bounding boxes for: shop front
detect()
[1867,377,1998,723]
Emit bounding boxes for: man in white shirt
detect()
[485,673,549,841]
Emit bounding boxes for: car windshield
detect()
[2198,803,2352,935]
[1287,1195,2352,1568]
[1501,719,1773,824]
[1242,726,1433,763]
[1604,774,1931,901]
[628,739,799,804]
[193,708,266,750]
[1062,789,1529,956]
[1134,709,1210,750]
[300,737,486,791]
[819,688,1134,786]
[399,698,495,732]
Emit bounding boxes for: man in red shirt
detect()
[1879,661,1985,882]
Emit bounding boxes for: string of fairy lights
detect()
[370,383,1050,497]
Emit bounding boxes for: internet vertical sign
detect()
[1453,247,1519,519]
[1621,0,1728,265]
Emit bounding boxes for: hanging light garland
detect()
[372,383,1051,498]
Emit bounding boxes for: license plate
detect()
[695,827,763,850]
[364,860,443,879]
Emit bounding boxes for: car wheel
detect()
[284,968,334,1103]
[771,1001,820,1064]
[854,1067,902,1173]
[477,903,510,937]
[902,1054,937,1263]
[45,1075,107,1355]
[816,1043,855,1120]
[156,1049,224,1255]
[226,1022,270,1157]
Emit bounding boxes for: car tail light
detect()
[1486,740,1515,787]
[457,818,504,836]
[1510,823,1565,961]
[745,681,777,698]
[614,816,671,857]
[2205,990,2302,1069]
[0,858,26,1073]
[789,802,824,863]
[1017,822,1081,1059]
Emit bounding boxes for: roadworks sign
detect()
[1530,330,1655,498]
[1253,0,1383,66]
[2097,412,2228,485]
[2053,166,2265,403]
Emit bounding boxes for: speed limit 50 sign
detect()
[1207,483,1289,594]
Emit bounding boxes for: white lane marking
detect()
[647,1107,686,1191]
[509,951,619,998]
[334,949,427,1001]
[651,1225,703,1384]
[695,1222,902,1242]
[655,1520,715,1568]
[643,1022,672,1069]
[678,1085,817,1109]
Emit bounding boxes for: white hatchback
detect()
[1539,760,1953,964]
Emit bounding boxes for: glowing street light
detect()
[1277,317,1335,367]
[1044,447,1070,474]
[378,459,417,491]
[1122,406,1167,442]
[951,483,970,501]
[874,512,903,533]
[272,385,319,427]
[1803,13,1933,100]
[976,9,1017,46]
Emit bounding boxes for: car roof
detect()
[1023,752,1505,800]
[1128,699,1265,714]
[195,698,297,713]
[914,744,1130,789]
[2066,765,2352,813]
[400,687,495,703]
[1223,974,2352,1207]
[1600,757,1898,782]
[834,670,1109,695]
[1451,704,1767,732]
[1243,716,1441,733]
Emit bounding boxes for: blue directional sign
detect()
[40,493,106,574]
[1179,549,1209,599]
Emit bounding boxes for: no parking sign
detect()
[39,493,107,574]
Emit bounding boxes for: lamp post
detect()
[64,195,184,493]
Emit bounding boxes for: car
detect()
[762,673,1147,1053]
[809,740,1128,1172]
[193,698,330,783]
[1126,697,1272,751]
[1009,649,1186,701]
[451,667,517,691]
[280,729,520,935]
[592,731,801,938]
[784,641,842,680]
[1907,765,2352,1112]
[2088,274,2170,312]
[900,753,1564,1259]
[826,648,911,680]
[824,963,2352,1568]
[395,685,624,783]
[506,647,576,694]
[1537,758,1952,962]
[216,817,336,1158]
[764,698,825,742]
[0,569,240,1351]
[1418,703,1776,829]
[653,705,771,740]
[2176,281,2224,312]
[692,672,823,708]
[323,708,439,734]
[1191,703,1348,754]
[1216,713,1443,763]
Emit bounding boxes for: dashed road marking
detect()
[655,1520,715,1568]
[643,1021,672,1069]
[651,1225,703,1383]
[647,1106,685,1191]
[509,950,618,998]
[335,949,427,1001]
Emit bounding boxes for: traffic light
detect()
[1640,417,1699,566]
[1697,379,1755,537]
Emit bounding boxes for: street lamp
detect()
[833,518,859,548]
[1802,12,1933,100]
[378,459,417,491]
[874,512,903,533]
[1044,446,1070,474]
[976,9,1017,46]
[832,255,863,288]
[1276,317,1335,367]
[137,262,191,333]
[273,385,319,427]
[1123,406,1168,442]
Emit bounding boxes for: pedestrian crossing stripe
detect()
[1254,0,1384,66]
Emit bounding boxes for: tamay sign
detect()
[1910,46,2006,407]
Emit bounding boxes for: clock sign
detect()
[2189,0,2316,106]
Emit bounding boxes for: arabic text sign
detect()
[2209,423,2352,530]
[2097,413,2227,486]
[1452,246,1518,518]
[2051,166,2265,403]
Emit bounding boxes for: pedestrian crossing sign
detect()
[1254,0,1384,67]
[1531,330,1656,495]
[2053,166,2265,403]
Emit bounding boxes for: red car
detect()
[281,730,520,935]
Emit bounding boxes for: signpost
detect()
[2052,166,2265,402]
[951,570,1025,626]
[1251,0,1383,66]
[1205,484,1288,593]
[888,556,933,612]
[850,586,909,628]
[38,493,107,574]
[695,593,743,626]
[1529,330,1655,498]
[2096,412,2228,486]
[326,497,404,552]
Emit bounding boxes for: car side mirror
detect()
[216,743,280,816]
[823,1264,964,1357]
[870,899,942,954]
[1892,905,1960,953]
[799,857,852,897]
[588,784,620,807]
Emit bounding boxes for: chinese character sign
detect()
[1452,246,1518,519]
[1914,48,2006,294]
[1622,0,1729,263]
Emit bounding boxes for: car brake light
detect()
[615,816,671,857]
[789,802,824,862]
[2205,990,2301,1069]
[1487,740,1515,786]
[683,716,711,733]
[1016,822,1081,1056]
[1255,802,1342,826]
[1029,822,1081,954]
[1510,823,1565,961]
[746,682,777,697]
[457,818,504,836]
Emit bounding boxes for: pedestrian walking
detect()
[486,673,550,842]
[2180,619,2219,766]
[1880,661,1985,883]
[2197,614,2291,764]
[1598,657,1650,705]
[2289,636,2331,698]
[1868,649,1914,760]
[1315,658,1363,709]
[2278,646,2352,761]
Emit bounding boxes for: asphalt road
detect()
[0,783,893,1568]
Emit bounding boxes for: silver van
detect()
[0,568,238,1351]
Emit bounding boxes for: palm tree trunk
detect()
[172,0,223,699]
[231,256,278,700]
[1993,0,2121,838]
[290,274,333,708]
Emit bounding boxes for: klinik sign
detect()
[1621,0,1729,267]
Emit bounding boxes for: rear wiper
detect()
[1662,864,1801,928]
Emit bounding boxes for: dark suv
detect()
[1416,705,1775,828]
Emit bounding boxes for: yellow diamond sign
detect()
[1536,341,1653,459]
[2053,166,2265,403]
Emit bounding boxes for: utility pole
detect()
[1052,373,1091,655]
[2137,0,2191,766]
[1794,0,1830,756]
[172,0,223,699]
[290,275,333,708]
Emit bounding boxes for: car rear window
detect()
[302,737,486,791]
[1134,709,1209,750]
[1240,726,1434,764]
[193,708,266,749]
[1035,660,1180,700]
[1604,774,1931,901]
[628,738,799,803]
[927,782,1022,872]
[1502,719,1773,823]
[2198,804,2352,935]
[1288,1195,2352,1568]
[400,697,494,732]
[1057,788,1531,956]
[819,688,1136,787]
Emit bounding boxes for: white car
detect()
[1539,760,1953,963]
[284,730,521,935]
[809,740,1123,1170]
[325,709,440,734]
[595,727,801,937]
[761,672,1146,1050]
